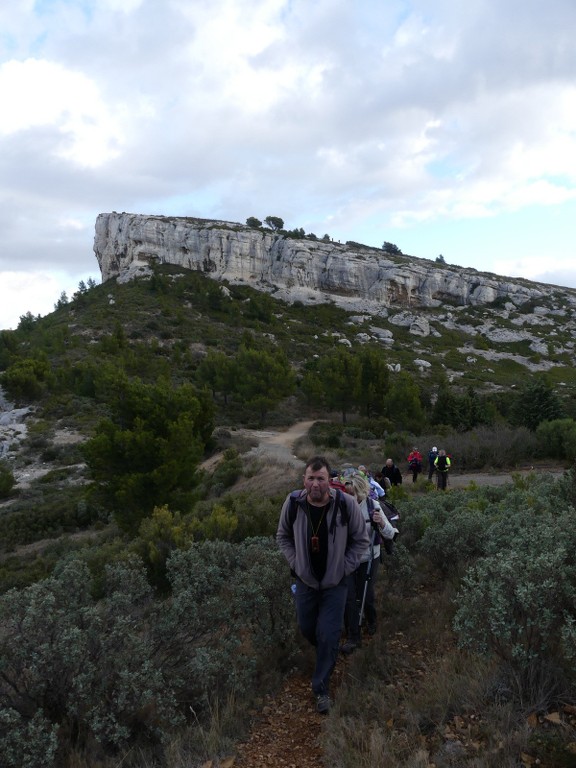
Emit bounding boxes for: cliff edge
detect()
[94,212,567,313]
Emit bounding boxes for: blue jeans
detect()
[294,580,348,696]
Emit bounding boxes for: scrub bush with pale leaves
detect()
[0,538,293,766]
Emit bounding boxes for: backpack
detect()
[436,455,450,472]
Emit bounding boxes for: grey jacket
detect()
[276,488,370,590]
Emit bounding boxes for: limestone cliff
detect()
[94,212,569,313]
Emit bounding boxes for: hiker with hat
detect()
[427,446,439,481]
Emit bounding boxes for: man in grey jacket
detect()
[277,456,370,714]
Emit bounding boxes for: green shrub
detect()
[308,421,344,448]
[211,448,243,491]
[0,540,294,764]
[0,357,55,402]
[418,506,490,577]
[536,418,576,461]
[0,461,16,498]
[0,709,58,768]
[453,503,576,705]
[190,491,282,542]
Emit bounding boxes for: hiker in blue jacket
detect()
[277,456,369,714]
[427,446,438,481]
[357,464,386,499]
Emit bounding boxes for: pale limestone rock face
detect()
[388,311,417,327]
[482,327,535,343]
[410,317,430,337]
[94,213,566,312]
[369,326,394,343]
[530,340,549,354]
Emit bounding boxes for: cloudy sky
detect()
[1,0,576,330]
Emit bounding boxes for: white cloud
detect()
[0,58,124,166]
[1,272,71,330]
[1,0,576,331]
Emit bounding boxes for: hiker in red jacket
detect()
[407,447,423,483]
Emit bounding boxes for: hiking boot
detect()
[367,623,377,636]
[339,640,360,655]
[315,693,331,714]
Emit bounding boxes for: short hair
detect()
[304,455,331,475]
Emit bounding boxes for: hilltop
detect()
[92,212,576,390]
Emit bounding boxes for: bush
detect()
[0,357,55,402]
[453,500,576,706]
[189,491,282,542]
[418,505,490,577]
[308,421,343,449]
[0,710,58,768]
[0,540,295,764]
[0,461,15,498]
[211,448,243,491]
[536,418,576,461]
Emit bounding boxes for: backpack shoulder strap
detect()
[336,488,349,525]
[327,489,349,535]
[291,489,350,529]
[288,490,303,526]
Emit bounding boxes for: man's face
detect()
[303,466,330,505]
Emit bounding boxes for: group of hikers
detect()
[276,449,452,715]
[375,447,452,490]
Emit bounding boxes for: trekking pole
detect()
[358,528,378,629]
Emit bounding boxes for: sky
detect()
[1,0,576,330]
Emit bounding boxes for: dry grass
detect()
[321,581,538,768]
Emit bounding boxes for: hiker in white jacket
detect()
[340,472,396,655]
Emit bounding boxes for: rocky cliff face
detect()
[94,212,571,315]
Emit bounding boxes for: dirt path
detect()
[443,465,564,488]
[201,420,565,487]
[199,420,316,473]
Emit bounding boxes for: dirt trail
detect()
[201,420,565,487]
[441,465,564,488]
[199,420,316,473]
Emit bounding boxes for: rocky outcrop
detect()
[94,213,575,314]
[0,387,30,458]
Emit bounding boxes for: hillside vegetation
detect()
[1,268,576,766]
